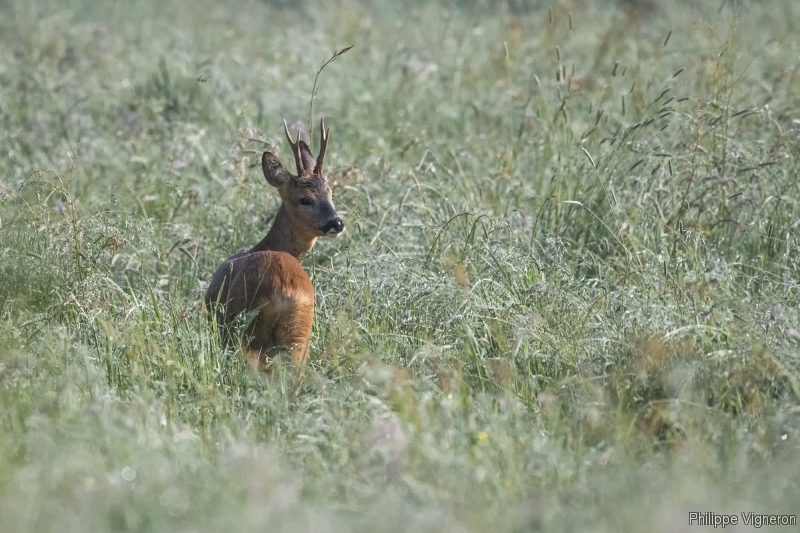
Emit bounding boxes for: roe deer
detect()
[205,118,344,367]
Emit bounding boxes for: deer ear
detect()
[298,140,316,174]
[262,152,292,188]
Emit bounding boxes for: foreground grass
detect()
[1,0,800,530]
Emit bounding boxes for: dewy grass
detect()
[1,0,799,531]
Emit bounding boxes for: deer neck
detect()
[249,204,317,259]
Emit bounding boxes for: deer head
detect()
[261,117,345,239]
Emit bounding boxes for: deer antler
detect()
[314,116,330,176]
[283,119,304,174]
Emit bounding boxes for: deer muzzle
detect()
[321,217,345,236]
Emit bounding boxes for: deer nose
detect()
[322,217,345,236]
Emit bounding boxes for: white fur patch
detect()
[272,289,313,312]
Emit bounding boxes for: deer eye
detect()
[299,198,313,206]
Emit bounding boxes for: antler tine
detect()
[314,116,330,175]
[283,118,304,174]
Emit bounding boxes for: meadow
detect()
[1,0,800,531]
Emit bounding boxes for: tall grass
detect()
[1,0,799,531]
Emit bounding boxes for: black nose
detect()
[322,217,345,234]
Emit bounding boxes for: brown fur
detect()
[206,251,314,365]
[205,119,343,368]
